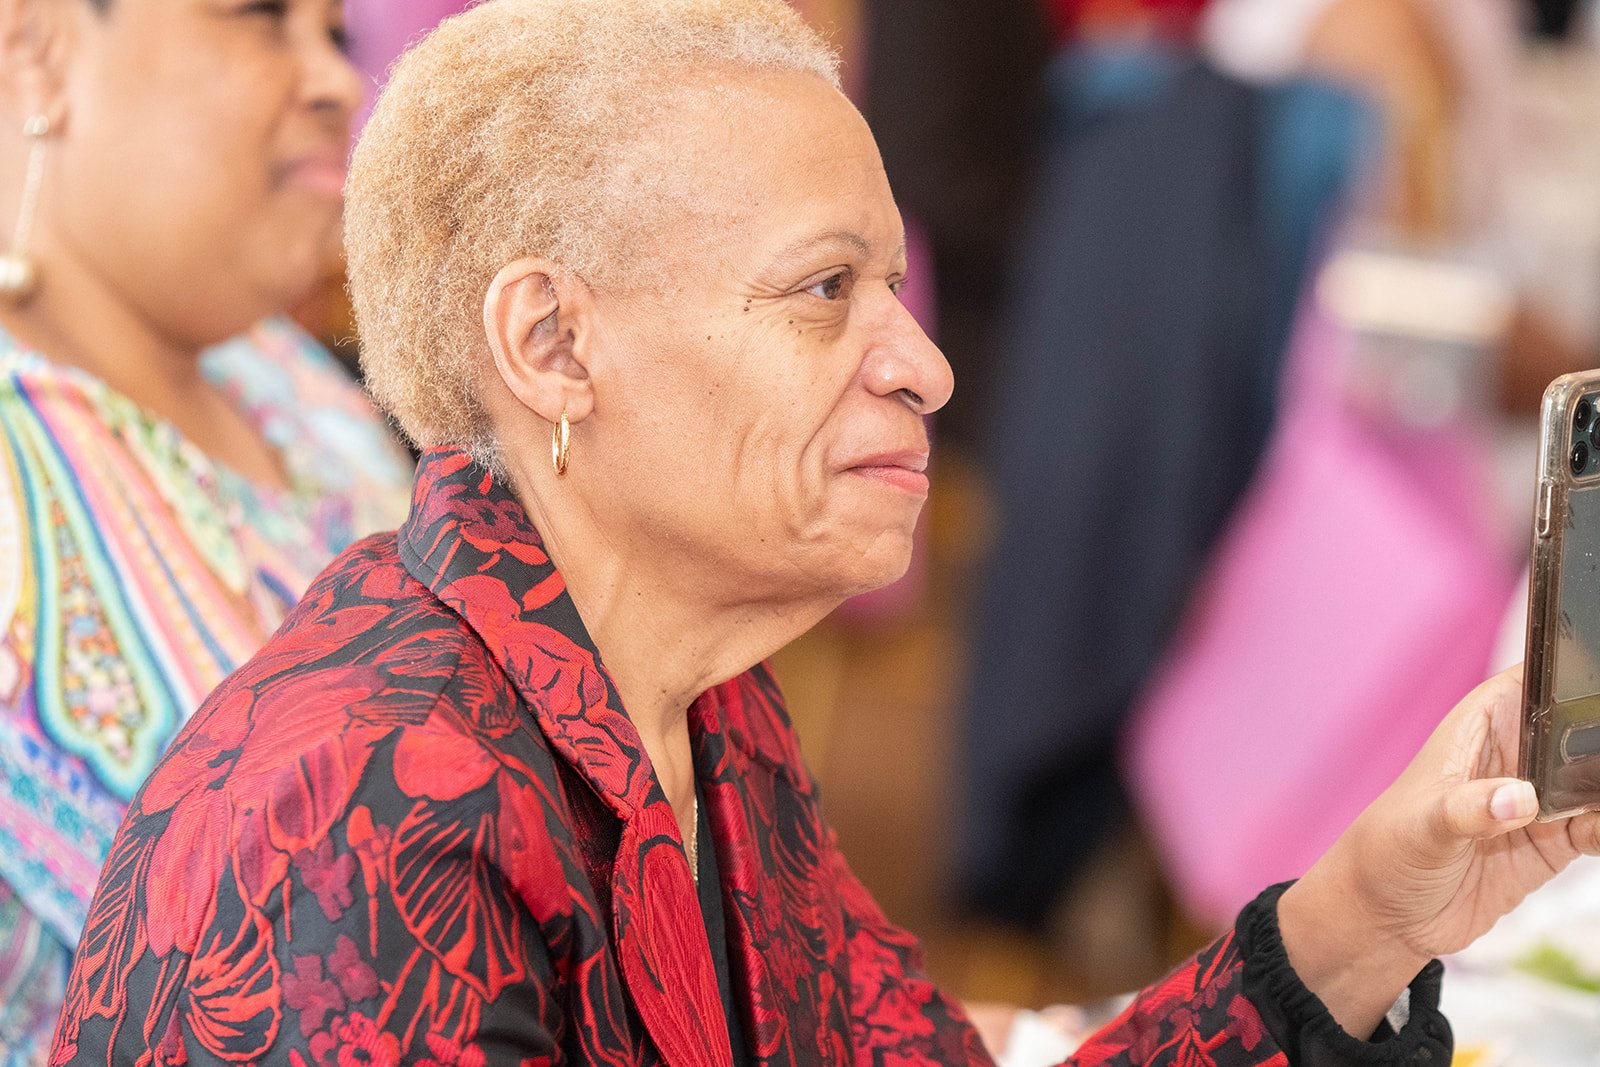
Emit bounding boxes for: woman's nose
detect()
[302,29,366,122]
[862,301,955,416]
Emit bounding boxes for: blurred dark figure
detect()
[954,21,1369,932]
[863,0,1050,448]
[1530,0,1583,38]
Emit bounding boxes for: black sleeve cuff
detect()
[1235,882,1452,1066]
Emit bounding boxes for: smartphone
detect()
[1522,370,1600,820]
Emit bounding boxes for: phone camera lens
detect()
[1579,398,1595,431]
[1574,441,1591,476]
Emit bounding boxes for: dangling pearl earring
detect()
[0,116,51,304]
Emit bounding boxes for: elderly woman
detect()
[51,0,1599,1064]
[0,0,410,1057]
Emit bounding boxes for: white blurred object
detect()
[1442,968,1594,1067]
[1317,243,1511,431]
[1200,0,1341,82]
[997,1008,1089,1067]
[1445,859,1600,1067]
[1319,250,1514,347]
[1490,569,1530,675]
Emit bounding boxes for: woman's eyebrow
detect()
[766,231,905,268]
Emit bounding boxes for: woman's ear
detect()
[483,258,597,425]
[0,0,77,125]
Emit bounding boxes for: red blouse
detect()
[51,447,1448,1066]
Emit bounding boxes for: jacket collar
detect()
[396,447,808,799]
[397,450,661,817]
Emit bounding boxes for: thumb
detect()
[1436,778,1539,841]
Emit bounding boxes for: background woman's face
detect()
[49,0,361,343]
[579,69,954,609]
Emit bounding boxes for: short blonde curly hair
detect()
[346,0,840,463]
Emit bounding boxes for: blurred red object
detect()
[1047,0,1211,42]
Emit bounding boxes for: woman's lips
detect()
[845,450,931,495]
[280,155,349,198]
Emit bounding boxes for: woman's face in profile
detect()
[48,0,362,341]
[580,69,954,606]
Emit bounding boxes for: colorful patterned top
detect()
[0,317,412,1063]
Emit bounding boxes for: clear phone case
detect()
[1522,370,1600,820]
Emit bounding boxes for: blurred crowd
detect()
[2,0,1600,1062]
[782,0,1600,1029]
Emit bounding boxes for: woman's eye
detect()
[805,272,849,301]
[241,0,289,16]
[328,22,352,51]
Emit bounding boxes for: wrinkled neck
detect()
[497,444,833,802]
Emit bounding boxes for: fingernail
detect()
[1491,782,1537,821]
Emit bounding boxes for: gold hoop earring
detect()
[0,116,51,305]
[551,412,571,476]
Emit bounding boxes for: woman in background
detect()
[0,0,410,1057]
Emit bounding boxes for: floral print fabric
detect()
[53,448,1321,1067]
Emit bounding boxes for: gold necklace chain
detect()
[687,792,700,888]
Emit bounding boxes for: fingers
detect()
[1435,777,1538,841]
[1566,812,1600,856]
[1455,665,1523,717]
[1423,669,1523,782]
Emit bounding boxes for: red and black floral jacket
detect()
[51,449,1452,1067]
